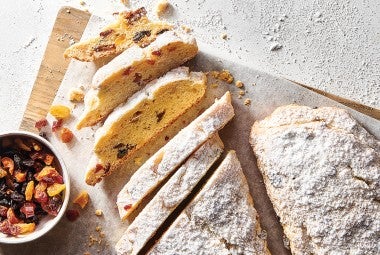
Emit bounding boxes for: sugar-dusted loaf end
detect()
[250,105,380,255]
[116,91,234,219]
[85,67,206,185]
[76,30,199,129]
[115,134,224,255]
[148,151,271,255]
[64,7,173,62]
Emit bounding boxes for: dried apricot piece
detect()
[0,168,7,178]
[44,154,54,165]
[14,171,27,183]
[25,181,35,201]
[60,128,74,143]
[1,157,14,175]
[47,183,66,197]
[73,191,89,209]
[49,105,71,120]
[35,166,63,184]
[15,223,36,234]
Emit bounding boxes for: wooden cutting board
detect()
[19,7,379,132]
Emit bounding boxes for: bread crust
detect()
[250,105,380,255]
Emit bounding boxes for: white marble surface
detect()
[0,0,379,133]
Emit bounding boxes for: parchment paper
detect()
[2,14,379,255]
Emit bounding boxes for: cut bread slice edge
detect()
[148,151,271,255]
[117,91,234,219]
[84,66,207,185]
[115,133,224,255]
[64,7,173,62]
[76,29,198,129]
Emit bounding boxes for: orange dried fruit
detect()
[49,105,71,120]
[34,182,48,203]
[14,171,27,183]
[35,166,63,184]
[25,181,35,201]
[15,223,36,234]
[7,208,21,224]
[60,127,74,143]
[0,168,7,178]
[43,154,54,165]
[73,191,89,209]
[1,157,14,175]
[47,183,66,197]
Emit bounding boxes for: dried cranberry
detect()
[41,196,62,216]
[20,202,36,218]
[52,119,63,132]
[124,204,132,211]
[66,209,80,222]
[35,119,48,131]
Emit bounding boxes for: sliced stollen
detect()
[148,151,271,255]
[117,91,234,220]
[250,105,380,255]
[115,134,224,255]
[64,7,173,61]
[76,29,198,129]
[85,67,206,185]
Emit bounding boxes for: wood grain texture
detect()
[20,7,378,134]
[19,7,91,132]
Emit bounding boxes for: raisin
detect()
[123,67,132,76]
[156,110,166,123]
[21,158,35,167]
[10,191,24,203]
[94,44,116,52]
[133,30,151,43]
[114,143,136,159]
[99,29,114,37]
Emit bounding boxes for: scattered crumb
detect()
[95,209,103,216]
[95,226,102,232]
[181,25,192,33]
[66,9,71,14]
[235,80,244,88]
[84,252,91,255]
[73,190,89,209]
[69,88,85,102]
[238,95,243,99]
[211,83,219,88]
[244,98,251,105]
[252,82,256,86]
[239,90,245,96]
[270,43,283,51]
[120,0,129,6]
[69,39,76,46]
[220,33,228,40]
[79,0,86,6]
[210,70,234,84]
[156,0,170,17]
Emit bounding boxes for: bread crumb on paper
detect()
[244,98,251,105]
[235,80,244,88]
[221,33,228,40]
[69,87,85,102]
[156,0,170,17]
[95,209,103,216]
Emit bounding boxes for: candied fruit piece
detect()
[52,119,63,132]
[34,182,48,203]
[49,105,71,120]
[25,180,35,201]
[42,196,62,216]
[15,222,36,234]
[61,127,74,143]
[73,191,89,209]
[0,205,8,217]
[20,202,36,218]
[1,157,14,175]
[7,208,21,224]
[47,183,66,197]
[31,140,42,151]
[43,154,54,165]
[68,88,85,102]
[0,220,21,236]
[0,168,7,178]
[34,118,48,131]
[14,171,27,183]
[35,166,63,184]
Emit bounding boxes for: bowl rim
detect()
[0,130,70,244]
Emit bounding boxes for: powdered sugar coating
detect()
[148,151,270,255]
[115,135,223,255]
[116,92,234,219]
[250,105,380,255]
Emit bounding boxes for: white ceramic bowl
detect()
[0,131,70,243]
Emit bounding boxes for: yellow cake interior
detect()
[93,77,206,166]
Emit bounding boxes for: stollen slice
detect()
[64,7,172,62]
[76,29,198,129]
[250,105,380,255]
[148,151,270,255]
[115,134,224,255]
[117,91,234,220]
[85,67,206,185]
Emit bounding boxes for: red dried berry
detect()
[35,119,48,131]
[52,119,63,132]
[66,209,80,222]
